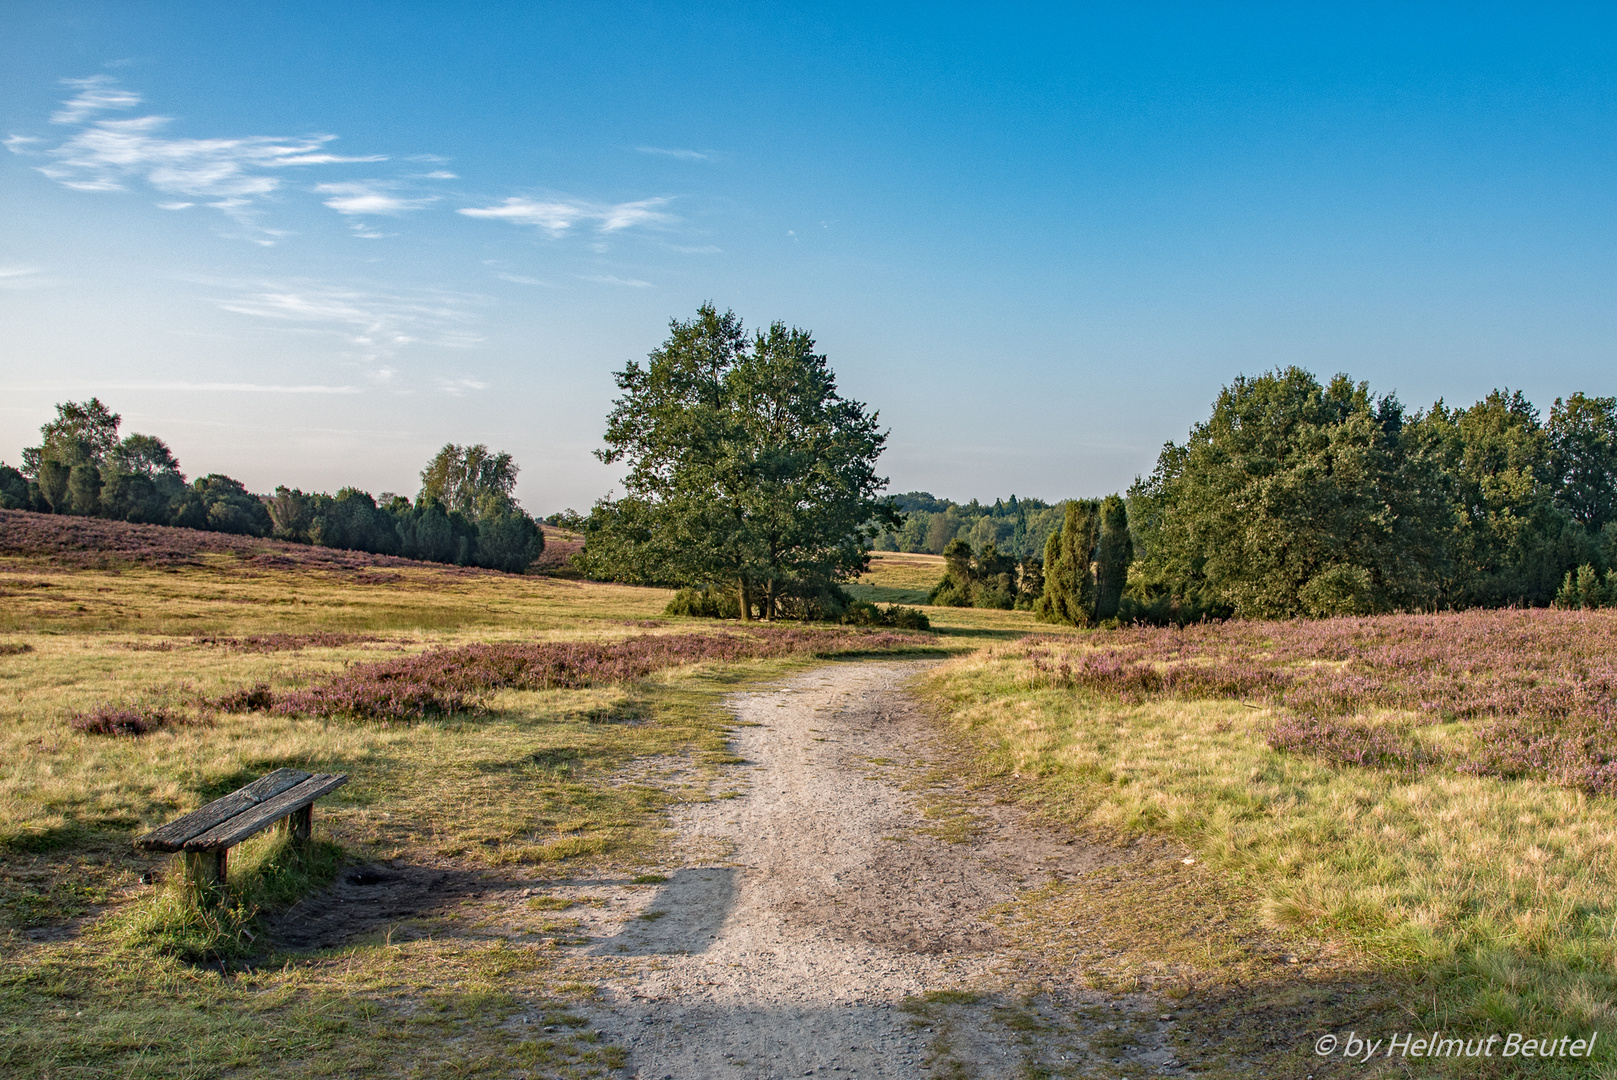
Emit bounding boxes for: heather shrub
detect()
[1019,609,1617,796]
[68,703,182,736]
[256,628,927,723]
[210,683,275,712]
[0,641,34,656]
[193,632,387,652]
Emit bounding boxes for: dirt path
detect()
[552,660,1186,1078]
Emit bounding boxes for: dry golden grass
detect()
[845,550,947,605]
[922,645,1617,1077]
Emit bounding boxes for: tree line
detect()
[0,400,544,573]
[921,368,1617,625]
[1124,368,1617,620]
[872,492,1065,559]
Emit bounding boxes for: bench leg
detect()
[290,804,312,848]
[183,848,227,891]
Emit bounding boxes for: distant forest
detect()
[872,493,1066,559]
[0,399,545,574]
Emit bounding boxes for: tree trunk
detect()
[738,576,752,622]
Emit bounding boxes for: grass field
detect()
[922,622,1617,1077]
[845,550,946,606]
[0,516,1020,1079]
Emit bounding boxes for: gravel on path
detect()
[566,660,1186,1079]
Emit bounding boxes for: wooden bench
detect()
[135,768,348,888]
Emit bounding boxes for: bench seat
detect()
[135,767,348,887]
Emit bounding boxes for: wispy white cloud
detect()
[315,181,436,216]
[156,200,193,210]
[458,196,673,236]
[0,265,49,289]
[437,377,489,396]
[577,273,653,288]
[496,273,552,286]
[9,76,389,237]
[636,146,710,161]
[205,279,486,378]
[418,170,457,180]
[51,75,141,124]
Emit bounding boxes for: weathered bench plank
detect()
[136,768,349,891]
[183,773,348,851]
[135,768,312,852]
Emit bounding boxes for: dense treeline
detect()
[926,370,1617,625]
[0,399,544,573]
[1128,369,1617,621]
[872,492,1065,559]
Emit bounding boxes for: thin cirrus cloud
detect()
[13,78,686,252]
[576,273,653,288]
[457,196,673,236]
[315,181,437,216]
[636,146,711,161]
[7,76,386,236]
[205,279,488,389]
[0,265,49,289]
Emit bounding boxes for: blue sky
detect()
[4,4,1616,513]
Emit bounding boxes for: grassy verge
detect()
[921,638,1617,1077]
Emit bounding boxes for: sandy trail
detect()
[554,660,1183,1078]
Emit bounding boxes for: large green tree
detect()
[1130,368,1448,618]
[418,444,520,522]
[580,304,897,620]
[22,398,121,476]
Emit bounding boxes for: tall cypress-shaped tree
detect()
[1035,500,1099,626]
[1093,494,1133,620]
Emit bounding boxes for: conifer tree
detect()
[1035,500,1099,626]
[1094,494,1133,621]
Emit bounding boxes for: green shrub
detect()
[473,510,545,572]
[665,586,741,618]
[842,600,929,629]
[0,464,29,510]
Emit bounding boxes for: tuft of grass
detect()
[105,829,341,963]
[630,874,668,884]
[526,895,574,911]
[922,989,982,1005]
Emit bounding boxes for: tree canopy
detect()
[579,304,897,620]
[418,443,520,523]
[1128,368,1617,619]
